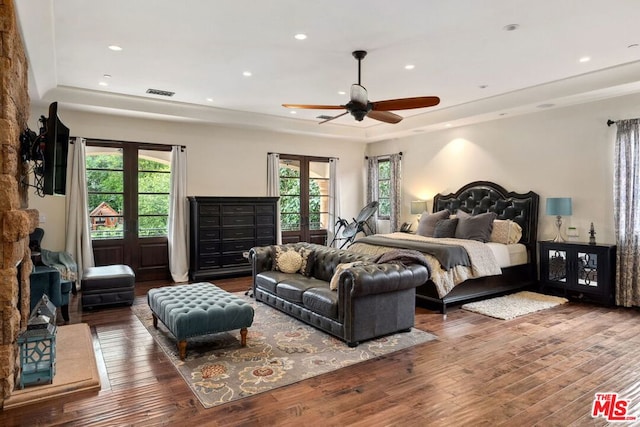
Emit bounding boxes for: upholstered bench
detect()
[147,282,254,360]
[81,265,136,309]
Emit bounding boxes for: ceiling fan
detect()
[282,50,440,124]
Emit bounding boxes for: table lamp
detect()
[546,197,572,242]
[410,200,427,219]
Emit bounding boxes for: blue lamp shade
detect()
[546,197,572,216]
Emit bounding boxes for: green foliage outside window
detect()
[279,166,322,231]
[87,154,170,239]
[378,160,391,218]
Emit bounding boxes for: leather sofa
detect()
[249,243,429,347]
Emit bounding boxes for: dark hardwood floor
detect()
[2,276,639,426]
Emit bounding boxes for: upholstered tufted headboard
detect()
[433,181,539,248]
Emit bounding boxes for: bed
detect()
[348,181,540,315]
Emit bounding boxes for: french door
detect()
[279,155,329,245]
[86,139,172,281]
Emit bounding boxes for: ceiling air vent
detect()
[146,88,175,97]
[316,115,333,120]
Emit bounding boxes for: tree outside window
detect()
[378,160,391,219]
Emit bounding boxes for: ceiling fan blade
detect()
[367,110,403,124]
[282,104,345,110]
[350,84,368,105]
[319,111,349,124]
[371,96,440,111]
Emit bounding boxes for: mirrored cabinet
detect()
[539,241,616,306]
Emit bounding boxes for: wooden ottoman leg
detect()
[240,327,248,347]
[178,340,187,361]
[152,313,158,329]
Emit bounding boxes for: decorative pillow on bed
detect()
[433,218,458,238]
[490,219,523,244]
[454,211,498,242]
[415,209,450,237]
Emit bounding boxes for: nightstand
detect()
[539,241,616,306]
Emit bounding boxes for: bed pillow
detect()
[415,209,450,237]
[454,212,498,242]
[433,218,459,238]
[490,219,523,244]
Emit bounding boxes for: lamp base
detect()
[552,215,566,242]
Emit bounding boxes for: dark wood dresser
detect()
[188,196,278,281]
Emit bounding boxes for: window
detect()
[279,155,330,244]
[86,143,171,240]
[377,159,391,219]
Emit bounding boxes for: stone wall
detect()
[0,0,39,406]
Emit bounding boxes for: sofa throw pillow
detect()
[329,261,367,291]
[415,209,450,237]
[298,247,315,277]
[454,212,498,242]
[490,219,523,244]
[433,218,459,238]
[272,246,303,274]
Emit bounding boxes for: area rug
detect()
[132,294,436,409]
[4,323,101,409]
[461,291,569,320]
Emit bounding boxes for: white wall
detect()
[28,90,640,251]
[26,109,367,251]
[366,92,640,244]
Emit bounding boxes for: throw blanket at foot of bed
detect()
[349,232,502,298]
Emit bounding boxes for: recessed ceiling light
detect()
[103,74,112,79]
[479,85,488,89]
[98,81,108,86]
[108,45,122,51]
[445,123,452,127]
[503,24,520,31]
[294,33,307,40]
[338,91,346,95]
[290,111,297,114]
[579,56,591,63]
[537,103,555,108]
[628,44,639,49]
[206,98,214,102]
[404,64,415,70]
[243,71,252,77]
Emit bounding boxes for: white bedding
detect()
[485,242,528,268]
[348,232,522,299]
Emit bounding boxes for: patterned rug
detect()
[461,291,569,320]
[132,293,436,408]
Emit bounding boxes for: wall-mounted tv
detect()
[42,102,69,195]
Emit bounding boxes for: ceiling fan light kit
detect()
[283,50,440,124]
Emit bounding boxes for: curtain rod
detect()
[365,152,403,159]
[607,120,616,127]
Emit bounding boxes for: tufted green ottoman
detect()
[147,282,254,360]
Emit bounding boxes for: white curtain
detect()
[389,153,402,232]
[65,137,94,282]
[614,119,640,306]
[168,146,189,283]
[328,158,341,246]
[267,153,282,244]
